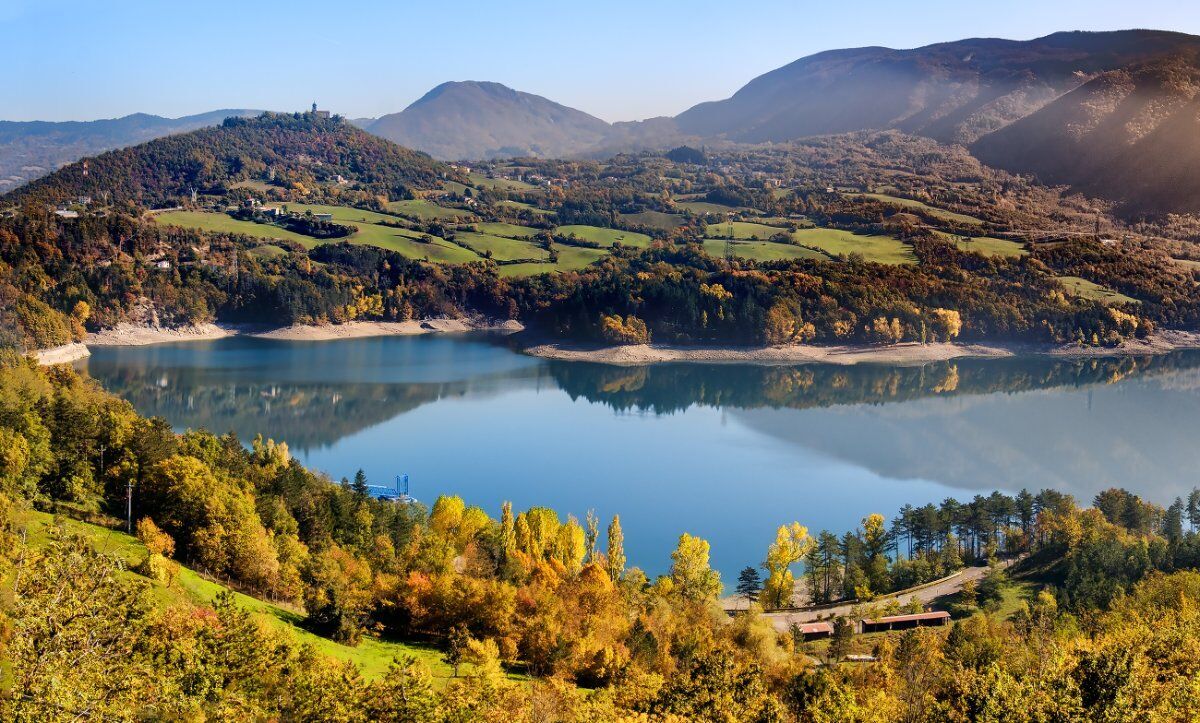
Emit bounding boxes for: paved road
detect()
[758,563,998,631]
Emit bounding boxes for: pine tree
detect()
[351,469,369,498]
[736,566,762,602]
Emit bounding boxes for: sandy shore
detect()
[32,342,91,365]
[81,318,523,348]
[252,318,523,341]
[523,329,1200,367]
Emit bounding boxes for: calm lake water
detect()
[80,334,1200,579]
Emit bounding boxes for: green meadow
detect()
[456,232,549,262]
[934,231,1028,258]
[472,221,540,239]
[703,220,790,240]
[386,199,476,222]
[701,239,829,262]
[1056,276,1140,305]
[556,225,653,248]
[791,228,917,265]
[154,210,316,245]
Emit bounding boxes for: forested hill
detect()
[0,109,259,192]
[3,112,454,209]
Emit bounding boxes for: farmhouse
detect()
[795,622,833,641]
[860,611,950,633]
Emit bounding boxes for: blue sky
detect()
[3,0,1198,122]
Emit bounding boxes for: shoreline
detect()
[81,318,523,347]
[520,329,1200,367]
[33,318,524,365]
[38,321,1200,368]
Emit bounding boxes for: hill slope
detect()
[0,109,258,191]
[972,54,1200,215]
[674,30,1200,146]
[4,111,451,208]
[367,81,612,160]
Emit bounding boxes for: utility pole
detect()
[126,480,133,534]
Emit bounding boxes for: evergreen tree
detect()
[351,469,369,498]
[735,566,762,602]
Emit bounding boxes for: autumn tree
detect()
[669,532,722,602]
[762,523,814,610]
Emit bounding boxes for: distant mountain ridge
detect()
[366,81,612,160]
[0,109,259,191]
[9,30,1200,215]
[674,30,1200,145]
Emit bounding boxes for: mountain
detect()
[0,109,259,192]
[972,54,1200,216]
[675,30,1200,146]
[5,111,451,208]
[366,81,613,160]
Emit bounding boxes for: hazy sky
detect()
[3,0,1199,123]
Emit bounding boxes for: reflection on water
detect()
[81,336,1200,577]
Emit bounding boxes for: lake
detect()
[80,334,1200,580]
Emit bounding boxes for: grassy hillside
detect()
[18,509,469,683]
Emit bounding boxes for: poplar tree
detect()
[606,514,625,582]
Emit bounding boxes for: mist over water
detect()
[81,334,1200,579]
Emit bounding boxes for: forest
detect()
[6,355,1200,720]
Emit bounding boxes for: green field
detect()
[1056,276,1140,305]
[619,210,686,231]
[156,206,621,276]
[154,210,317,245]
[855,193,985,226]
[934,231,1027,258]
[20,511,459,683]
[791,228,917,265]
[456,232,549,262]
[497,199,552,216]
[386,199,476,222]
[275,204,479,262]
[702,239,829,262]
[704,221,789,240]
[472,222,540,239]
[556,225,653,248]
[553,245,610,270]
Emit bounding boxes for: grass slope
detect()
[386,199,477,222]
[154,210,317,245]
[933,231,1028,258]
[855,193,985,226]
[18,510,456,683]
[1056,276,1140,305]
[556,225,653,248]
[701,239,828,262]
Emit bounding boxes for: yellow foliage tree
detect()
[761,523,814,610]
